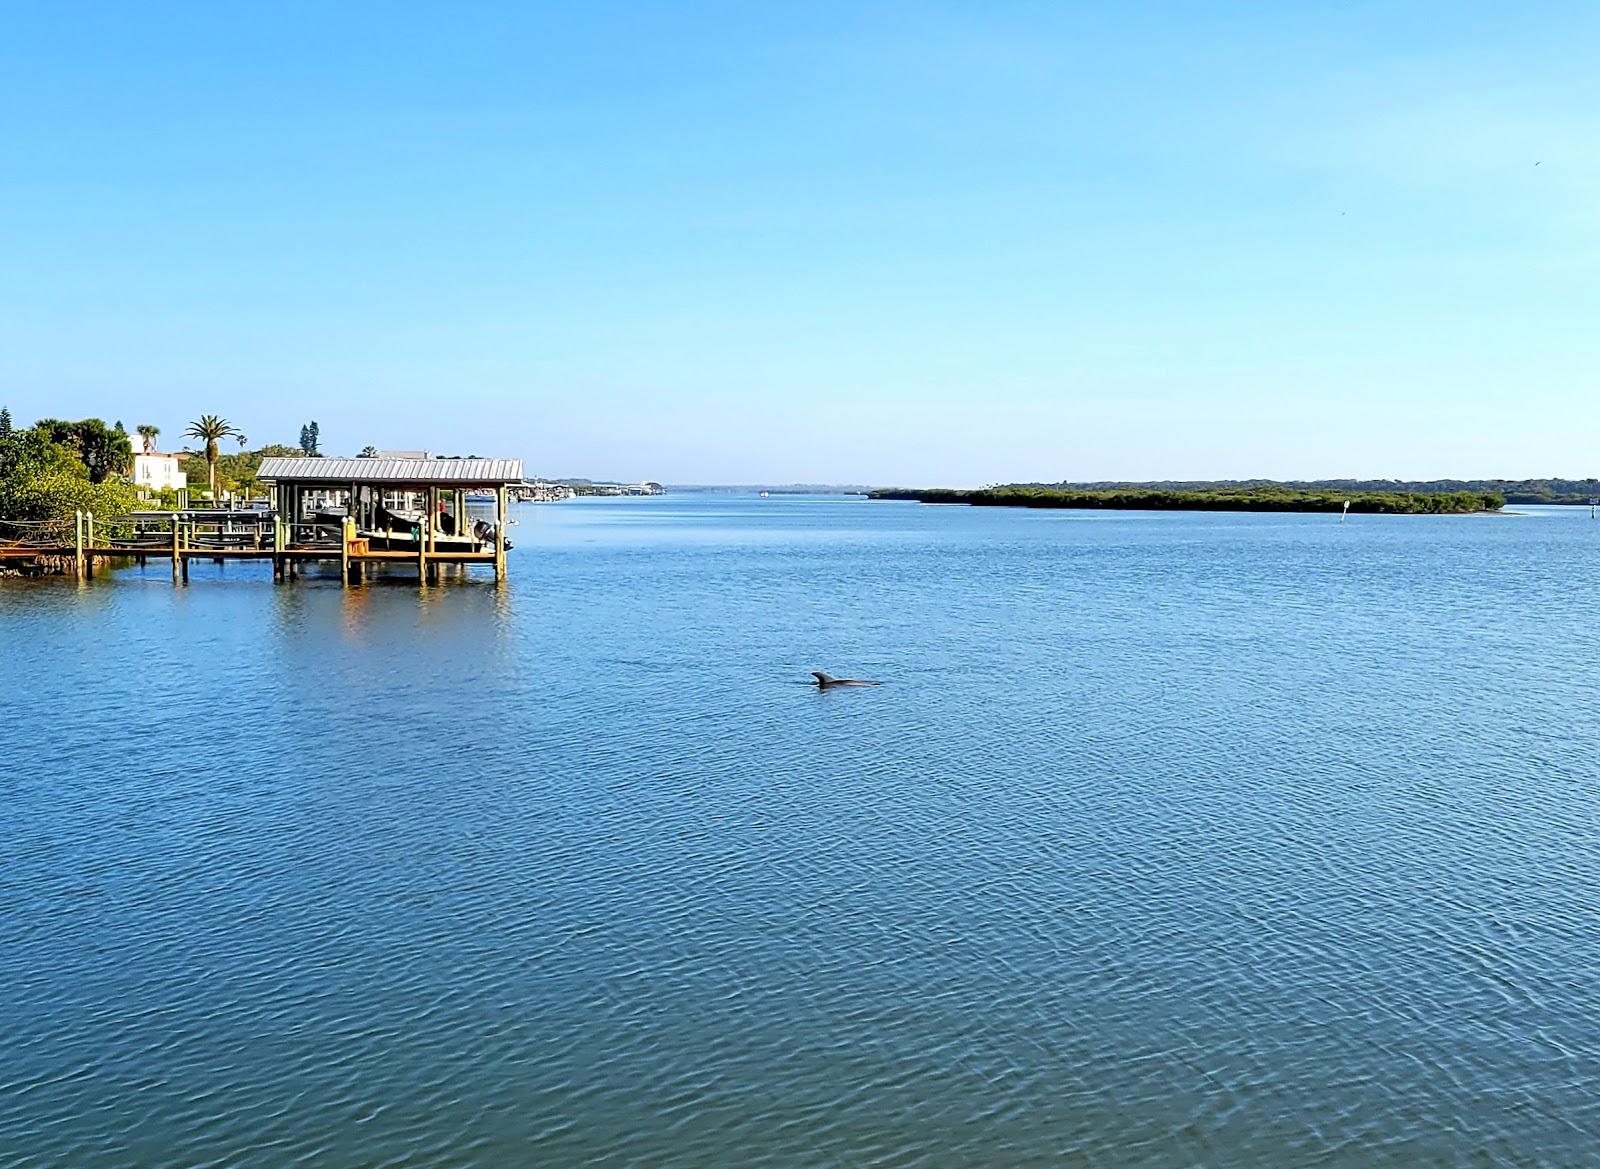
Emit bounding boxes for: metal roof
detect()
[257,457,524,485]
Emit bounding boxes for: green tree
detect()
[184,414,241,497]
[0,423,137,520]
[299,421,321,457]
[136,422,160,451]
[31,418,132,484]
[178,442,303,499]
[359,445,378,457]
[0,407,12,440]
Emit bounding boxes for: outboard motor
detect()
[473,518,512,550]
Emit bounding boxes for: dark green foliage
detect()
[1021,477,1596,505]
[0,407,12,440]
[870,485,1503,514]
[299,421,320,457]
[30,417,134,483]
[0,423,138,519]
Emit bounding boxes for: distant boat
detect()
[759,491,770,498]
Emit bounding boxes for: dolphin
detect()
[811,671,881,688]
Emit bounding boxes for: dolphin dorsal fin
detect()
[812,671,836,685]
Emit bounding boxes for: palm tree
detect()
[136,423,160,453]
[236,433,248,450]
[184,414,240,497]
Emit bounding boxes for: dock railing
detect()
[0,517,75,550]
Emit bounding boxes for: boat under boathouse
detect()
[257,456,523,583]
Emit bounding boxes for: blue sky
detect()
[2,2,1596,484]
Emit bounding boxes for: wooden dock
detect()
[1,456,524,586]
[0,512,503,585]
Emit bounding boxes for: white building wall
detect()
[133,454,185,491]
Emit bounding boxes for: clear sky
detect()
[2,2,1596,485]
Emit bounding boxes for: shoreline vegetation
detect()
[1029,477,1594,505]
[868,485,1504,514]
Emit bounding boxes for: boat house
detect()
[258,456,523,582]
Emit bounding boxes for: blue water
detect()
[4,497,1600,1167]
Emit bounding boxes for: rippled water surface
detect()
[5,497,1600,1167]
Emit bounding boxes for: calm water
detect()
[4,497,1600,1167]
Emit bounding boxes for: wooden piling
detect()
[494,486,508,582]
[171,515,180,582]
[73,511,85,578]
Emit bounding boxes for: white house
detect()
[129,432,186,492]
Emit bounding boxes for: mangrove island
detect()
[868,484,1505,514]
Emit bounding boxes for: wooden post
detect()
[180,522,190,583]
[494,485,507,581]
[433,486,442,577]
[73,510,85,578]
[172,515,180,582]
[84,512,96,578]
[416,495,428,584]
[341,516,353,587]
[429,487,437,553]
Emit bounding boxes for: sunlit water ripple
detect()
[4,498,1599,1167]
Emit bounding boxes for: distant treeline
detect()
[869,485,1503,514]
[1019,478,1597,505]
